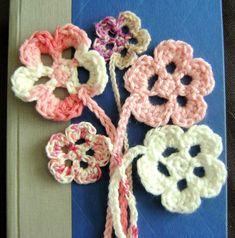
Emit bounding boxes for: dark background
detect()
[0,0,234,237]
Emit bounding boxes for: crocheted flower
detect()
[11,24,108,121]
[137,125,226,213]
[46,122,112,184]
[93,11,151,68]
[124,40,215,127]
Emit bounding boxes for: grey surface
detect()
[7,0,72,237]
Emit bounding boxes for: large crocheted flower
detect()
[137,125,226,213]
[93,11,150,68]
[124,40,215,127]
[46,122,112,184]
[11,24,108,121]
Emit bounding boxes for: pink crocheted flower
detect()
[46,122,112,184]
[11,24,108,121]
[124,40,215,127]
[93,11,150,68]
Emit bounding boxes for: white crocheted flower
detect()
[137,125,226,213]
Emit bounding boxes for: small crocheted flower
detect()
[11,24,108,121]
[93,11,151,68]
[46,122,112,184]
[124,40,215,127]
[137,125,226,213]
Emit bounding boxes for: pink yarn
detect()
[20,24,91,67]
[18,24,91,121]
[124,40,215,128]
[110,40,215,237]
[47,123,111,184]
[33,85,84,121]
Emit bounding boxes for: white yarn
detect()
[137,125,226,213]
[109,125,226,237]
[11,64,53,101]
[74,48,108,95]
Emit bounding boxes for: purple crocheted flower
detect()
[93,15,132,61]
[93,11,151,64]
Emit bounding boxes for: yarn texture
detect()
[46,122,112,184]
[11,24,108,121]
[9,13,227,238]
[124,40,215,127]
[109,125,227,238]
[93,11,151,68]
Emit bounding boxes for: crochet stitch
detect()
[46,122,112,184]
[94,12,151,237]
[93,11,150,68]
[124,40,215,128]
[11,24,108,121]
[108,40,217,238]
[109,125,226,238]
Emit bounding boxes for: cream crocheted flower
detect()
[46,122,112,184]
[137,125,226,213]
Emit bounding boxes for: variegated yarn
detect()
[46,122,112,184]
[11,24,108,121]
[108,40,220,238]
[94,11,151,237]
[9,14,227,238]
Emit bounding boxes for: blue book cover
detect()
[72,1,227,237]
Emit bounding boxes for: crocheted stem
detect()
[108,146,146,238]
[113,95,135,158]
[78,91,116,142]
[109,55,130,152]
[109,55,133,235]
[77,88,129,237]
[105,94,137,238]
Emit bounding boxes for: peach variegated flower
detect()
[46,122,112,184]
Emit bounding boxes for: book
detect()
[7,0,226,237]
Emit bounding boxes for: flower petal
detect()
[65,122,97,144]
[113,51,138,69]
[154,40,193,72]
[36,90,84,121]
[137,153,173,195]
[119,11,141,33]
[124,55,156,93]
[75,50,108,96]
[179,58,215,96]
[185,125,223,158]
[161,186,201,213]
[74,162,102,184]
[11,66,53,101]
[89,135,112,167]
[144,125,184,149]
[171,95,207,127]
[128,29,151,54]
[54,24,91,54]
[130,94,173,127]
[95,16,120,40]
[189,155,226,198]
[46,133,70,159]
[48,158,75,184]
[20,31,54,67]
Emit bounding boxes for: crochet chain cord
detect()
[77,87,130,236]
